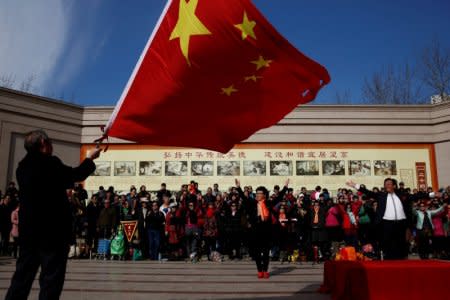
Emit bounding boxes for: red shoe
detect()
[257,272,264,279]
[263,272,270,279]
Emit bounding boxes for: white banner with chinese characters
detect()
[81,145,433,193]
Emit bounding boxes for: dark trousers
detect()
[254,246,270,272]
[11,237,19,259]
[86,226,97,250]
[6,243,69,300]
[227,232,242,259]
[417,229,431,259]
[252,222,272,272]
[358,223,371,246]
[381,220,408,260]
[1,230,10,255]
[204,237,217,258]
[185,226,199,257]
[148,229,161,260]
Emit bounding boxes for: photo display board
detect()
[82,145,434,193]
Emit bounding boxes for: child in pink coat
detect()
[10,204,19,258]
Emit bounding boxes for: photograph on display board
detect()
[322,160,345,175]
[191,161,214,176]
[296,160,319,176]
[349,160,371,176]
[374,160,397,176]
[165,161,188,176]
[93,161,111,176]
[270,161,293,176]
[114,161,136,176]
[243,161,266,176]
[139,161,162,176]
[217,161,240,176]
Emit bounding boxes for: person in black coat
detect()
[0,195,13,255]
[347,178,413,260]
[86,195,101,251]
[5,130,101,300]
[236,178,289,279]
[146,202,166,260]
[306,200,328,261]
[224,202,244,260]
[137,199,151,259]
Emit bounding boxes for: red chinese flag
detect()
[105,0,330,153]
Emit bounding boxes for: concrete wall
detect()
[435,141,450,188]
[2,86,450,191]
[81,102,450,187]
[0,88,83,190]
[81,104,449,144]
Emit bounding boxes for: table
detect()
[320,260,450,300]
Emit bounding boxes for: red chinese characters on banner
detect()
[227,152,236,159]
[159,150,352,160]
[415,162,427,189]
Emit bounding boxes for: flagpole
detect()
[103,0,174,135]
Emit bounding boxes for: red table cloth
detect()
[320,260,450,300]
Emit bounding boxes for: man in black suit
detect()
[6,130,102,300]
[347,178,412,260]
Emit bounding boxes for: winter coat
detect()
[10,208,19,238]
[16,152,95,247]
[325,205,341,227]
[165,210,185,244]
[432,210,446,237]
[203,211,218,237]
[413,206,445,231]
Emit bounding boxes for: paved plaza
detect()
[0,257,329,300]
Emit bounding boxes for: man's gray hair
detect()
[24,130,50,153]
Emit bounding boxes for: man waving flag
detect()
[105,0,330,153]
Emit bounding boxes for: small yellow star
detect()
[221,85,238,96]
[234,11,257,40]
[245,75,263,82]
[251,55,272,70]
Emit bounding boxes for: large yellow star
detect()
[169,0,212,66]
[251,55,272,70]
[234,11,257,40]
[221,85,238,96]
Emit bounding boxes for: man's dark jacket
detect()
[16,152,95,248]
[358,186,413,225]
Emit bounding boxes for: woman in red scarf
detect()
[236,178,289,279]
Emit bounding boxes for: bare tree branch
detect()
[420,38,450,99]
[334,89,352,104]
[0,74,16,89]
[362,63,424,104]
[19,74,36,92]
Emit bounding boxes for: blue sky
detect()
[1,0,449,105]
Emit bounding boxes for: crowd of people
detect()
[2,179,450,263]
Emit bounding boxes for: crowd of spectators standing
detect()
[1,180,449,262]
